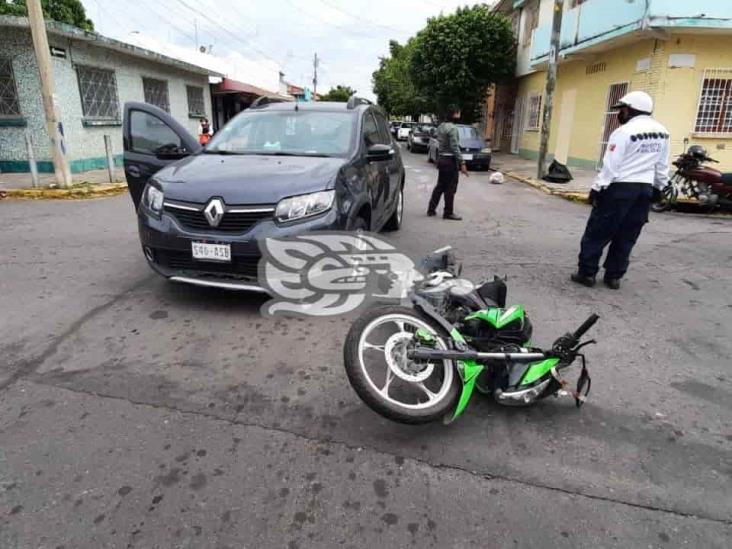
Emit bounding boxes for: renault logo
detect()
[203,198,225,227]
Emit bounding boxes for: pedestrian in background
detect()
[571,91,670,290]
[427,105,469,220]
[198,117,212,145]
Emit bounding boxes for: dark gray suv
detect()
[123,97,405,292]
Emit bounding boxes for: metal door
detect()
[597,82,629,169]
[510,96,525,154]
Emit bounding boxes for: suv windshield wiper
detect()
[251,151,332,158]
[203,149,244,155]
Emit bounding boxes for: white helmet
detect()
[612,91,653,114]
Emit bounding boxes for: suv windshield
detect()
[206,110,356,157]
[458,126,481,141]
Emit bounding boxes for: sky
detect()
[79,0,485,99]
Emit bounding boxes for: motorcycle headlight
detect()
[143,183,164,214]
[481,147,492,154]
[275,190,335,223]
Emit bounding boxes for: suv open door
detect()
[122,101,201,209]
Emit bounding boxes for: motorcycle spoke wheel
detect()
[357,314,453,411]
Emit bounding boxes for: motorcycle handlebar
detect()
[573,314,599,340]
[705,156,719,163]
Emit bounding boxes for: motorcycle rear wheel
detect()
[343,305,460,424]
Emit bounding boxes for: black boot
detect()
[603,277,621,290]
[427,210,436,217]
[571,272,596,287]
[443,213,462,221]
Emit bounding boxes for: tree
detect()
[372,39,433,119]
[0,0,94,31]
[409,4,515,122]
[319,85,357,102]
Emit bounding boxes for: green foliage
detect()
[372,39,434,119]
[319,84,357,102]
[410,4,515,122]
[0,0,94,31]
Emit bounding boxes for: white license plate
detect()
[191,242,231,262]
[463,154,473,161]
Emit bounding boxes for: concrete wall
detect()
[0,27,212,173]
[514,34,732,171]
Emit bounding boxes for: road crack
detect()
[0,275,154,392]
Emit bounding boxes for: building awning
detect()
[213,78,292,101]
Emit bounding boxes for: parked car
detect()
[123,97,405,292]
[396,122,416,141]
[427,124,491,170]
[406,124,435,153]
[389,120,401,137]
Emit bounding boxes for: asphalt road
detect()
[1,145,731,548]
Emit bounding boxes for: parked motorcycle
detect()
[343,248,598,424]
[653,145,732,212]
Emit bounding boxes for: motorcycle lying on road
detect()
[343,248,599,424]
[653,145,732,212]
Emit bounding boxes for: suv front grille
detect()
[164,202,274,233]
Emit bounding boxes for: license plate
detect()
[192,242,231,262]
[463,154,473,161]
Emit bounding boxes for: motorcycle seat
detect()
[721,173,732,186]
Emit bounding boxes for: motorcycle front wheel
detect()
[343,305,460,424]
[651,180,679,212]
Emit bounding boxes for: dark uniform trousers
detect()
[578,182,652,280]
[429,157,459,216]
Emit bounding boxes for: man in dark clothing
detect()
[428,106,469,220]
[572,91,670,290]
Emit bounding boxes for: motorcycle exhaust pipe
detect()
[494,379,551,406]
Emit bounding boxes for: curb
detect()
[0,182,128,200]
[504,171,588,204]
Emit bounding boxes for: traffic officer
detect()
[571,91,670,290]
[428,105,469,220]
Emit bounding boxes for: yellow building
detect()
[492,0,732,171]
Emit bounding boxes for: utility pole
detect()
[27,0,71,187]
[312,53,319,99]
[537,0,563,179]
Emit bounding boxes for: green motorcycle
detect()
[343,248,598,424]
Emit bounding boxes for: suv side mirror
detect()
[366,143,394,161]
[155,143,191,160]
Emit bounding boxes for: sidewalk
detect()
[491,152,596,198]
[0,168,126,190]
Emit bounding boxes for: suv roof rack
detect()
[250,96,289,109]
[346,95,373,110]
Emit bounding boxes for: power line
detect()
[317,0,410,33]
[170,0,282,64]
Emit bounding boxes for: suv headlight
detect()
[143,183,164,214]
[275,190,335,223]
[481,147,492,154]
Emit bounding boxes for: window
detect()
[526,93,542,131]
[694,69,732,135]
[76,66,119,120]
[186,85,205,117]
[362,112,381,147]
[129,110,183,155]
[373,111,392,144]
[0,58,21,117]
[143,78,170,112]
